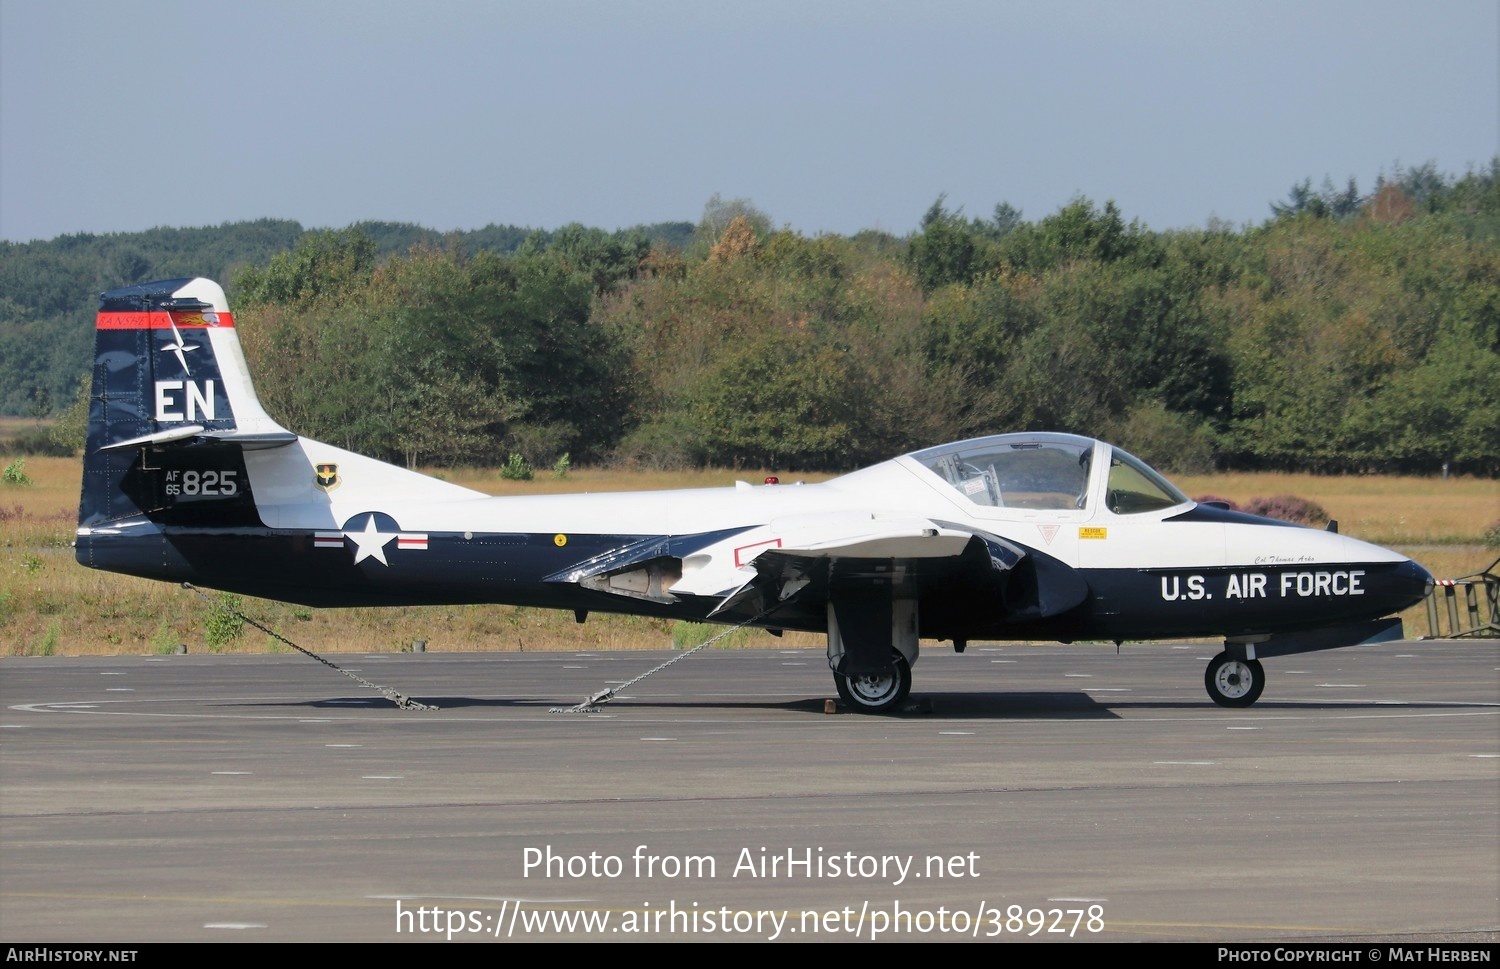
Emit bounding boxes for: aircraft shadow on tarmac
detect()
[234,691,1118,716]
[232,691,1496,720]
[563,694,1496,718]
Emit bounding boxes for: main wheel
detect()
[1205,653,1265,707]
[834,652,912,713]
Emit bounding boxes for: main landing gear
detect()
[826,597,918,714]
[833,652,912,713]
[1204,652,1265,707]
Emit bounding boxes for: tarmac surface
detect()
[2,638,1496,943]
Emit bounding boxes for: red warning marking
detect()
[734,538,782,567]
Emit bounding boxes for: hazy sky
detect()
[2,0,1495,242]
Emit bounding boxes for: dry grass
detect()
[3,455,1493,656]
[1173,471,1498,546]
[0,416,46,440]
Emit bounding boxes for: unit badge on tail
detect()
[314,463,340,492]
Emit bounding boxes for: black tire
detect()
[834,652,912,713]
[1205,653,1265,708]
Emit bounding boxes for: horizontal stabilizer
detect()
[100,426,299,452]
[99,425,206,451]
[196,429,299,449]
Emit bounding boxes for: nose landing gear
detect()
[1205,652,1265,707]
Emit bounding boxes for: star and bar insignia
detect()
[314,511,428,567]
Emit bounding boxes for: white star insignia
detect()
[345,516,395,566]
[160,319,199,374]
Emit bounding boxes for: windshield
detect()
[1104,447,1190,514]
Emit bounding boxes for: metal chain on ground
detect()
[183,583,436,711]
[551,602,786,714]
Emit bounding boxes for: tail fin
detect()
[87,277,293,453]
[79,277,297,530]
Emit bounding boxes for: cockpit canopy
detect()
[906,433,1189,515]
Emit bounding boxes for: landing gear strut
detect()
[1205,652,1265,707]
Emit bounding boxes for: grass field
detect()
[2,454,1495,656]
[0,417,41,439]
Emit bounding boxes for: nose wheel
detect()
[834,653,912,713]
[1205,652,1265,707]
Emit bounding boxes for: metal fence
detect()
[1423,557,1499,639]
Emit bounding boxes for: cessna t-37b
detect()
[76,278,1434,712]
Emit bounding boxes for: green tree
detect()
[997,197,1142,273]
[907,196,982,293]
[238,243,633,465]
[691,331,865,469]
[233,228,377,306]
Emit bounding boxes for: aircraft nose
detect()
[1394,557,1435,607]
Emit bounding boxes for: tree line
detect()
[3,166,1496,474]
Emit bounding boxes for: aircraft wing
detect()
[671,513,1090,631]
[669,513,976,598]
[543,509,1089,634]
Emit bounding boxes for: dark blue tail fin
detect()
[77,277,295,538]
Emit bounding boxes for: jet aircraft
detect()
[76,278,1434,712]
